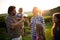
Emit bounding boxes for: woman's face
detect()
[32,7,39,16]
[53,16,57,23]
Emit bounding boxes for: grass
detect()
[46,22,53,40]
[0,22,52,40]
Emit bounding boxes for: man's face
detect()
[11,9,16,16]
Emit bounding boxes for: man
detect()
[5,6,24,40]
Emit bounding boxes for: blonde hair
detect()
[39,9,42,16]
[33,7,39,15]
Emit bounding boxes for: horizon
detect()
[0,0,60,14]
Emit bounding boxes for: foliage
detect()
[0,6,60,40]
[0,14,52,27]
[42,6,60,16]
[0,14,6,28]
[47,6,60,16]
[44,16,52,23]
[0,22,52,40]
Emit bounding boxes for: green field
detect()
[0,6,60,40]
[0,22,52,40]
[0,15,52,40]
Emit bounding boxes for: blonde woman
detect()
[29,7,45,40]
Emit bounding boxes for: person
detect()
[51,12,60,40]
[28,7,45,40]
[36,23,46,40]
[16,8,23,21]
[5,6,24,40]
[16,8,24,36]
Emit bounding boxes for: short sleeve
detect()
[5,17,14,28]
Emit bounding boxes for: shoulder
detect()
[31,17,34,20]
[5,15,10,20]
[5,15,10,22]
[38,16,43,18]
[37,16,44,20]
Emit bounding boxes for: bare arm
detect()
[11,21,23,29]
[16,18,21,21]
[5,18,24,30]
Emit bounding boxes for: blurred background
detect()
[0,0,60,40]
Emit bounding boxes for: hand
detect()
[21,18,25,22]
[34,27,36,30]
[19,23,23,26]
[25,18,29,22]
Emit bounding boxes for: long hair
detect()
[53,13,60,28]
[39,9,42,16]
[52,13,60,37]
[36,23,45,40]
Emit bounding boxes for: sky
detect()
[0,0,60,14]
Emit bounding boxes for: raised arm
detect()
[5,18,24,30]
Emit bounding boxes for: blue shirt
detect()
[30,16,45,36]
[16,13,24,28]
[16,13,23,18]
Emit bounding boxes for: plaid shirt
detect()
[30,16,45,36]
[5,15,21,38]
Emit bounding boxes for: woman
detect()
[28,7,45,40]
[51,12,60,40]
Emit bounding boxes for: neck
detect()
[9,14,15,17]
[33,14,38,18]
[19,12,22,13]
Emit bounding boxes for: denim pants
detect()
[32,35,36,40]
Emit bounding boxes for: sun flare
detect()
[0,0,60,14]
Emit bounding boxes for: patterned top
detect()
[5,15,21,38]
[16,13,23,18]
[30,16,45,36]
[16,13,24,28]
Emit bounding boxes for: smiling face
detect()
[8,6,16,16]
[11,9,16,16]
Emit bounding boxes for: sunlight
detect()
[0,0,60,14]
[23,14,28,17]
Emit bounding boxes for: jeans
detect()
[32,35,36,40]
[12,35,22,40]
